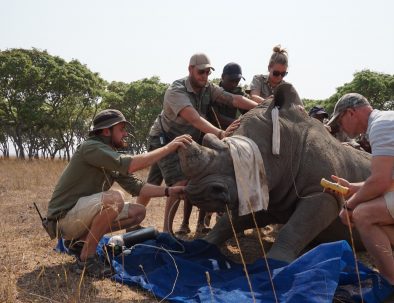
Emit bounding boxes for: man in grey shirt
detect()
[144,53,259,233]
[328,93,394,285]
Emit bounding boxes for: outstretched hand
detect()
[223,119,241,138]
[168,186,185,200]
[167,135,193,151]
[339,207,354,227]
[330,175,356,199]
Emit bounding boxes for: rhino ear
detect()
[202,133,228,151]
[271,82,303,110]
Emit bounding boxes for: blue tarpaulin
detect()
[58,234,393,302]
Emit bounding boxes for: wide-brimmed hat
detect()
[89,109,131,135]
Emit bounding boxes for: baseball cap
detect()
[222,62,245,80]
[308,106,328,118]
[189,53,215,70]
[327,93,370,126]
[89,109,131,135]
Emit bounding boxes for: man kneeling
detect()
[46,109,192,277]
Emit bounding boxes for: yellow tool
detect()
[320,178,349,195]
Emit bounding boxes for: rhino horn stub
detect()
[178,141,213,179]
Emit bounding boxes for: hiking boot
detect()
[175,224,191,235]
[196,223,212,234]
[72,255,113,278]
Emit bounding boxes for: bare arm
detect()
[178,106,223,137]
[139,183,185,198]
[128,135,192,173]
[250,89,266,103]
[346,156,394,209]
[215,92,259,110]
[233,94,260,109]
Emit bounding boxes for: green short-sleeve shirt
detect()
[249,74,280,99]
[149,76,226,141]
[47,136,145,220]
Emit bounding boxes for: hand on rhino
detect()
[178,83,370,262]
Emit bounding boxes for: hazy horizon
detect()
[1,0,393,101]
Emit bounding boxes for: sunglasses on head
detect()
[272,70,288,77]
[197,69,212,76]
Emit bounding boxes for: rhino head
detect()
[178,82,304,213]
[178,134,238,212]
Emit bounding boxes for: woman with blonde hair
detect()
[250,45,289,103]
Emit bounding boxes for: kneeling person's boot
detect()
[73,255,112,278]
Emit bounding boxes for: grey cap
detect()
[189,53,215,71]
[90,109,131,134]
[327,93,370,126]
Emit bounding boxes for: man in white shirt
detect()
[328,93,394,284]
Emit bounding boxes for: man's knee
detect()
[103,189,125,212]
[352,205,372,227]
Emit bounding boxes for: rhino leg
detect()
[203,213,247,245]
[267,193,339,262]
[203,210,283,245]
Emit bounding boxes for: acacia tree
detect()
[101,77,168,154]
[0,48,105,159]
[325,70,394,113]
[303,70,394,114]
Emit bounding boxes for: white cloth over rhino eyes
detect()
[223,135,269,216]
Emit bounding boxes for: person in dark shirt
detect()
[208,62,249,129]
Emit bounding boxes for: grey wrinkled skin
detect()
[179,83,371,263]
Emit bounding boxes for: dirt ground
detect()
[0,158,388,303]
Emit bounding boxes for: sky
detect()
[1,0,393,100]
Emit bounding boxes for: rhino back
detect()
[234,106,370,211]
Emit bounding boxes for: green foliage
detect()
[302,98,326,113]
[101,76,169,154]
[325,70,394,113]
[0,49,392,159]
[303,70,394,115]
[0,48,105,159]
[210,78,221,86]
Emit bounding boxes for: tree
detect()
[0,48,105,159]
[325,70,394,113]
[101,77,168,154]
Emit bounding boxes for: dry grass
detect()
[0,158,271,303]
[0,158,384,303]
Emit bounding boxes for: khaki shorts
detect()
[58,192,132,240]
[385,191,394,219]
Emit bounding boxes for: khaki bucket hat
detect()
[89,109,131,135]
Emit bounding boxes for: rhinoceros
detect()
[178,83,371,262]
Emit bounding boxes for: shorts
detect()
[58,192,132,240]
[146,141,164,185]
[146,163,163,185]
[149,136,186,186]
[384,191,394,219]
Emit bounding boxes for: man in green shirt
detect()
[47,109,192,277]
[143,53,259,234]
